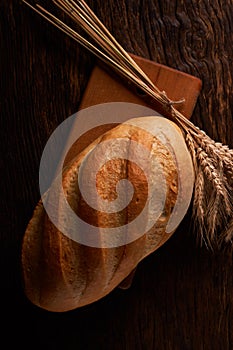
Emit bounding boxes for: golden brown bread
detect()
[22,116,194,312]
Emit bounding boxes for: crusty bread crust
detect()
[22,117,192,312]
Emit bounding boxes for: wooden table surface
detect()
[1,1,233,349]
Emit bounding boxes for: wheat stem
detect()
[22,0,233,248]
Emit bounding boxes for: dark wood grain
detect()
[1,0,233,349]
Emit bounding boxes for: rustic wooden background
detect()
[1,0,233,349]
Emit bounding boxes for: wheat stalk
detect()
[185,128,233,248]
[22,0,233,248]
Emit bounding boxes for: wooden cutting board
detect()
[64,54,202,290]
[79,54,202,119]
[66,54,202,160]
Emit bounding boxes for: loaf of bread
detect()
[22,116,194,312]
